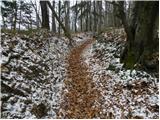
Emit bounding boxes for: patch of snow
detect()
[82,31,159,119]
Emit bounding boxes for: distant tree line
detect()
[1,0,39,30]
[1,0,158,71]
[39,0,124,33]
[1,0,123,32]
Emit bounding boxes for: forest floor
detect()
[58,30,159,119]
[1,29,159,119]
[58,38,101,118]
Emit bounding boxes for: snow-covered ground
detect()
[1,29,159,119]
[83,30,159,119]
[1,30,93,118]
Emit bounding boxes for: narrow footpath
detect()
[58,38,101,118]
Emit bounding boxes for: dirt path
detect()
[58,38,101,118]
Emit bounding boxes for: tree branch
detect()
[1,82,27,97]
[2,51,25,66]
[31,0,42,25]
[46,1,73,47]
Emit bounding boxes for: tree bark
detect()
[65,1,70,31]
[118,1,159,71]
[93,1,97,32]
[80,1,83,32]
[105,2,109,27]
[58,1,61,34]
[52,0,56,32]
[30,13,32,29]
[74,1,78,32]
[85,1,89,32]
[40,1,50,29]
[13,1,17,30]
[19,8,21,30]
[89,1,92,31]
[98,1,102,32]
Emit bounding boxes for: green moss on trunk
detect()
[124,51,136,69]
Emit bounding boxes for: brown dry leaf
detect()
[57,38,102,119]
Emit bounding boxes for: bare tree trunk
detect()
[105,1,109,27]
[85,1,89,32]
[2,14,6,29]
[46,1,73,47]
[40,1,50,29]
[98,1,102,32]
[108,4,112,27]
[30,14,32,29]
[65,1,70,31]
[80,1,83,32]
[115,1,159,71]
[13,1,17,30]
[52,0,56,32]
[89,1,92,31]
[19,8,21,30]
[74,1,78,32]
[93,1,97,32]
[31,0,41,28]
[58,1,61,34]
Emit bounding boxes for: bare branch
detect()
[46,1,73,47]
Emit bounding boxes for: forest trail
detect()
[58,38,101,118]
